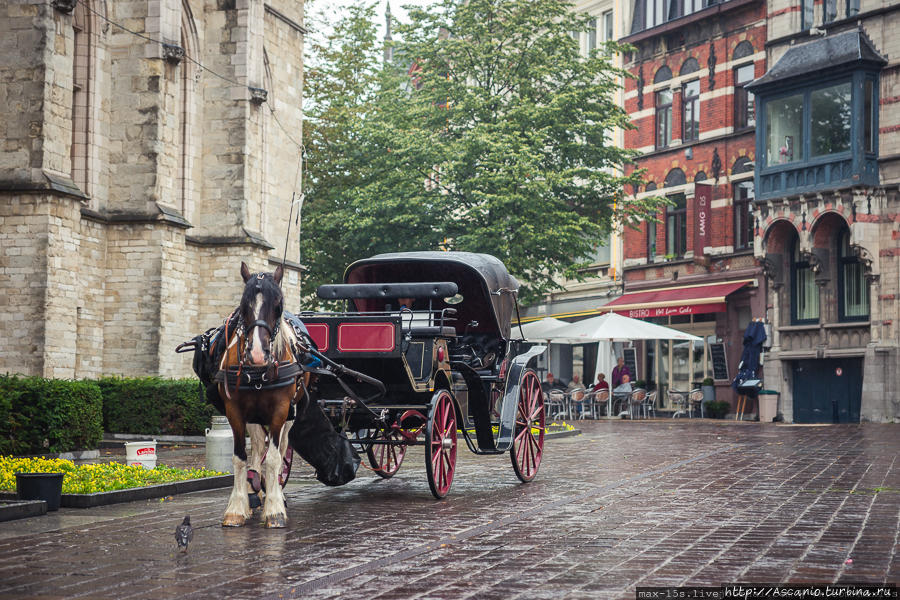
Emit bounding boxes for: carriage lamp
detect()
[437,346,446,363]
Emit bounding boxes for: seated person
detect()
[566,374,584,393]
[541,372,566,395]
[591,373,610,393]
[613,373,633,395]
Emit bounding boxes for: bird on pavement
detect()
[175,515,193,553]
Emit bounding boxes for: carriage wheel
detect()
[366,427,407,478]
[510,369,545,483]
[425,390,457,499]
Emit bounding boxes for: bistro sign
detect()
[619,302,727,318]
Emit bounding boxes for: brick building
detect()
[0,0,305,379]
[613,0,768,410]
[749,0,900,422]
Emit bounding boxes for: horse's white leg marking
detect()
[223,454,251,526]
[250,292,265,364]
[247,424,266,475]
[262,433,287,527]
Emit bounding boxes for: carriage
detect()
[300,251,547,498]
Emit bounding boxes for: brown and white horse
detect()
[218,262,301,528]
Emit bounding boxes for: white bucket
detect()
[124,441,157,469]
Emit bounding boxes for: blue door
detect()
[791,359,862,423]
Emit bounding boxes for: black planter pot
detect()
[16,472,64,511]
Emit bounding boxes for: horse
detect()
[217,261,304,528]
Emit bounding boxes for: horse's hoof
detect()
[265,514,287,528]
[222,514,246,527]
[248,492,262,510]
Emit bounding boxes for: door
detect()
[792,359,862,423]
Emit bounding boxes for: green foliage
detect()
[0,376,103,455]
[704,400,730,419]
[702,377,715,386]
[99,377,213,436]
[302,0,664,305]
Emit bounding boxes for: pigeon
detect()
[175,515,193,553]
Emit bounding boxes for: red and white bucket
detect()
[124,441,157,469]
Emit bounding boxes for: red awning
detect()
[600,280,754,319]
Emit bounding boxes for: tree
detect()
[301,0,663,305]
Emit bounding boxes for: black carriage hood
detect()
[343,252,520,339]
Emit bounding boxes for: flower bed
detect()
[0,456,226,495]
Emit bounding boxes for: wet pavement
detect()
[0,420,898,599]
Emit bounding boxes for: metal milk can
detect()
[205,415,234,473]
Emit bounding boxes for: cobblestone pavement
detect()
[1,421,898,600]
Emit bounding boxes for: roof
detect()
[343,252,520,339]
[747,30,887,91]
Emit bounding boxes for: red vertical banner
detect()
[694,183,712,256]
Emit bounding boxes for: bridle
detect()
[242,273,283,366]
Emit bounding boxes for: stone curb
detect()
[0,475,234,509]
[0,499,47,522]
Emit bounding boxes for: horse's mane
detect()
[272,320,296,361]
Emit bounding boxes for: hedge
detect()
[0,376,104,455]
[99,377,215,436]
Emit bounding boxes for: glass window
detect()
[646,0,665,28]
[647,221,657,262]
[792,240,819,324]
[839,230,869,320]
[811,82,851,157]
[824,0,837,22]
[602,11,613,43]
[682,80,700,142]
[734,64,756,129]
[666,193,687,258]
[587,19,597,53]
[765,93,803,166]
[592,240,611,265]
[847,0,860,16]
[802,0,814,29]
[733,181,754,250]
[656,89,673,149]
[864,78,875,154]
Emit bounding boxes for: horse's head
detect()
[239,261,285,366]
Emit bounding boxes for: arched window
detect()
[791,237,819,324]
[733,41,754,60]
[680,57,700,76]
[732,156,753,175]
[838,229,869,321]
[654,65,672,83]
[664,168,686,187]
[694,171,707,182]
[645,182,657,191]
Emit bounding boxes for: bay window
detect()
[765,93,803,166]
[810,82,851,157]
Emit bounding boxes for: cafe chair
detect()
[669,389,689,418]
[592,389,610,418]
[642,390,657,419]
[629,388,647,419]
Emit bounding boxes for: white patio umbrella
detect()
[546,311,702,342]
[511,317,568,340]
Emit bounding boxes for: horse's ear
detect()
[240,261,252,283]
[273,264,284,286]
